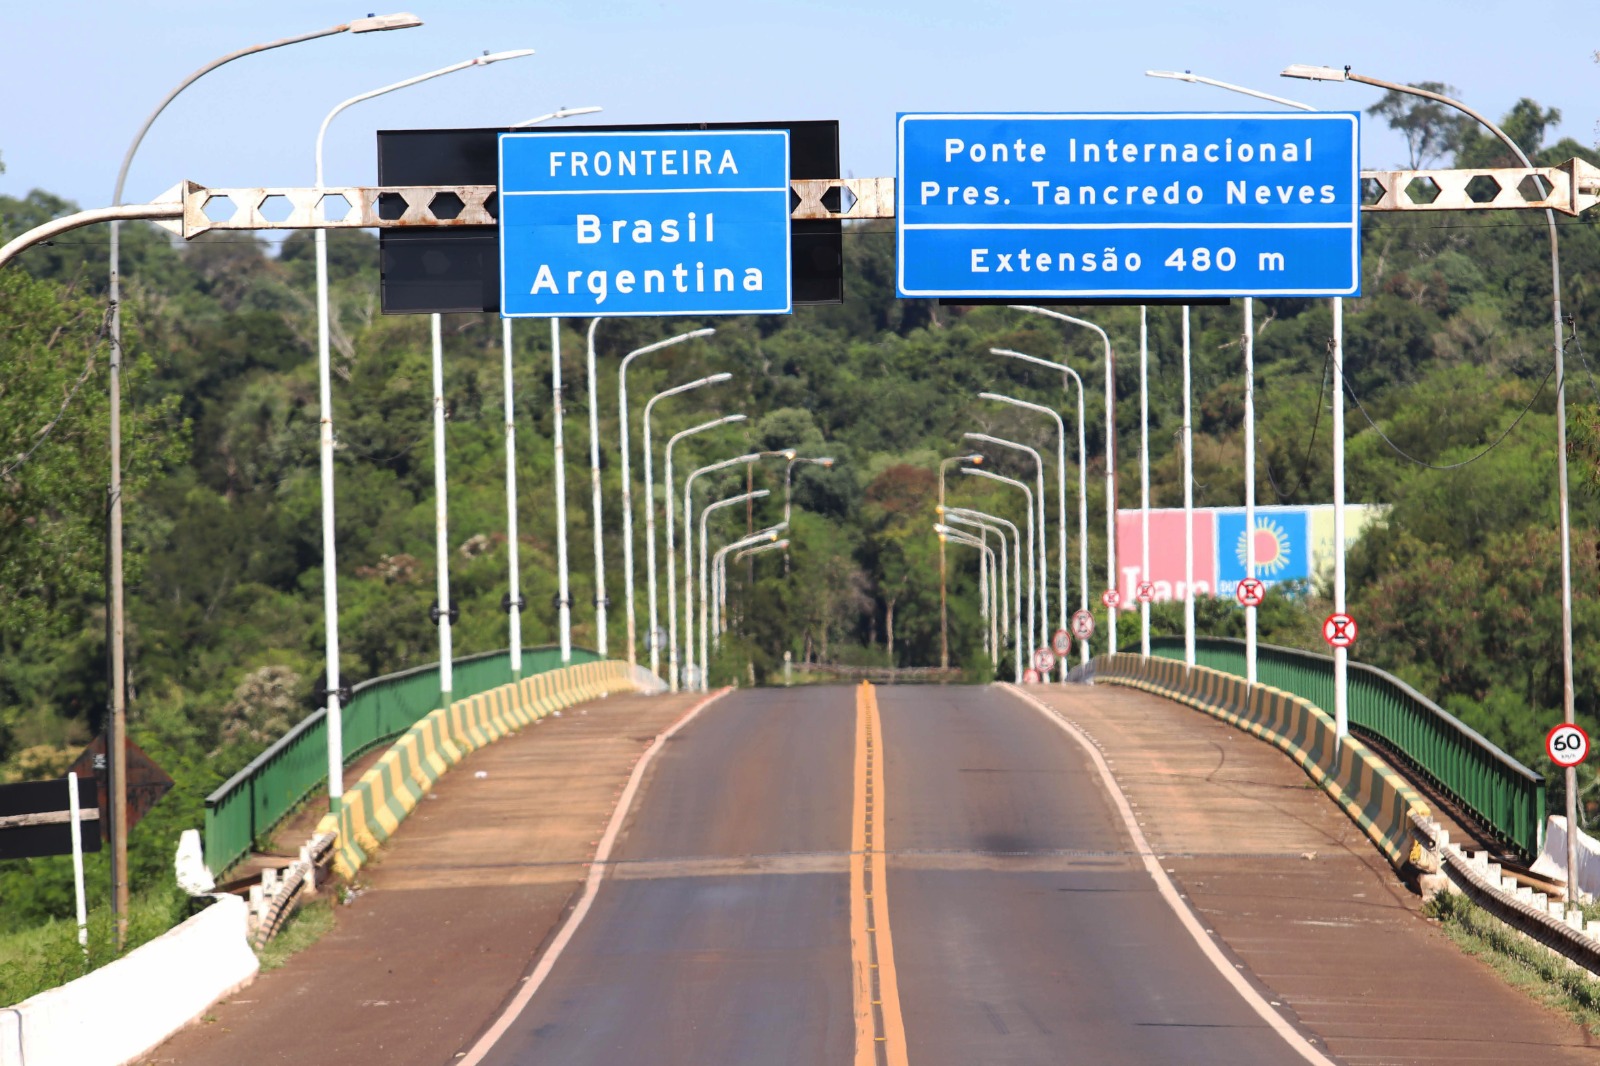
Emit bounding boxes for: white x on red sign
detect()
[1137,582,1154,603]
[1322,612,1358,648]
[1101,588,1121,610]
[1236,578,1265,608]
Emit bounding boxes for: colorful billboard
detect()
[1115,504,1384,603]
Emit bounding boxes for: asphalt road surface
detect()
[471,683,1303,1065]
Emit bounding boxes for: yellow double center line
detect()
[852,682,909,1065]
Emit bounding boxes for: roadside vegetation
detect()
[2,90,1599,957]
[1426,891,1600,1034]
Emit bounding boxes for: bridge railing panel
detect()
[1137,636,1544,861]
[203,645,600,877]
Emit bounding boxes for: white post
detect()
[552,318,572,662]
[1140,306,1151,658]
[1074,380,1088,665]
[643,407,661,680]
[1332,297,1347,741]
[1244,298,1258,685]
[1104,330,1118,657]
[315,222,343,810]
[67,773,88,954]
[1182,305,1195,669]
[431,314,454,699]
[502,318,523,676]
[585,320,607,657]
[618,350,637,668]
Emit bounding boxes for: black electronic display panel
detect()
[377,120,840,314]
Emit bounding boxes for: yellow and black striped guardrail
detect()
[317,660,647,879]
[1093,653,1430,869]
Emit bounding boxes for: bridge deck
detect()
[147,684,1599,1065]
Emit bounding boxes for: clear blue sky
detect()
[2,0,1595,212]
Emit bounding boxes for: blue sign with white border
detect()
[498,129,792,317]
[896,112,1360,299]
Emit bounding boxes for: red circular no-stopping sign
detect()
[1101,588,1122,610]
[1022,668,1041,684]
[1236,578,1265,608]
[1033,647,1057,673]
[1548,723,1590,768]
[1322,613,1358,648]
[1137,582,1155,603]
[1071,609,1095,640]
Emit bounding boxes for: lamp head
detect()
[477,49,536,65]
[708,372,734,384]
[1144,69,1195,83]
[817,457,835,467]
[350,12,423,32]
[782,449,797,460]
[723,414,748,424]
[1281,63,1347,81]
[970,454,984,464]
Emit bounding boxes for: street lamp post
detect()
[940,510,1012,674]
[659,404,742,689]
[946,509,1014,645]
[935,525,999,669]
[684,454,762,690]
[1011,306,1118,652]
[1284,64,1578,891]
[102,10,422,947]
[964,432,1048,652]
[699,491,771,686]
[582,319,608,657]
[715,531,783,645]
[961,466,1037,667]
[937,454,983,667]
[615,328,715,668]
[498,111,600,682]
[725,538,790,640]
[430,314,454,702]
[980,391,1069,679]
[1146,69,1323,681]
[313,47,533,815]
[988,349,1090,662]
[1139,307,1151,658]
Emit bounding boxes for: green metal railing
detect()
[1132,636,1544,860]
[204,645,599,875]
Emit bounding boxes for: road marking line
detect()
[456,687,733,1066]
[853,682,910,1066]
[999,682,1338,1066]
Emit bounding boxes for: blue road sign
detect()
[499,129,792,317]
[896,112,1360,300]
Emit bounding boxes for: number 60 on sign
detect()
[1547,723,1589,768]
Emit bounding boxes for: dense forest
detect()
[3,89,1600,928]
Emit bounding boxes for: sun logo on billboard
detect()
[1236,519,1292,577]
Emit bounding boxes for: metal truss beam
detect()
[6,160,1598,269]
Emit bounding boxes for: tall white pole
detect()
[502,319,523,676]
[1140,306,1151,658]
[1332,297,1347,742]
[585,320,608,657]
[314,221,343,810]
[664,444,680,690]
[1182,306,1195,669]
[643,411,661,679]
[431,314,454,698]
[1244,298,1258,685]
[551,318,572,662]
[1104,330,1118,656]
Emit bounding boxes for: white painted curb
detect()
[1,894,258,1066]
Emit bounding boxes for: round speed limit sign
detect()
[1547,723,1590,768]
[1051,629,1072,656]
